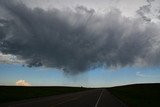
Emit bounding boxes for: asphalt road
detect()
[0,89,127,107]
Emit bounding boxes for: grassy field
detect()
[0,86,88,103]
[108,83,160,107]
[1,83,160,106]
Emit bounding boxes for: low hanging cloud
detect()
[0,52,23,64]
[0,0,160,74]
[16,80,31,86]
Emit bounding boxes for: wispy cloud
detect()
[136,71,159,78]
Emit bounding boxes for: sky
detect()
[0,0,160,87]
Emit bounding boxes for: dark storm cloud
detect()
[0,0,160,74]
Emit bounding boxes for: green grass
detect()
[0,86,88,103]
[108,83,160,107]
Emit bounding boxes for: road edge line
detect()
[95,89,103,107]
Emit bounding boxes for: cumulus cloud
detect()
[16,80,31,86]
[0,0,160,74]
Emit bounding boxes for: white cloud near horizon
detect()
[16,80,31,86]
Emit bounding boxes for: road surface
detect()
[0,89,127,107]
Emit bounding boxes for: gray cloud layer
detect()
[0,0,160,74]
[137,0,160,22]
